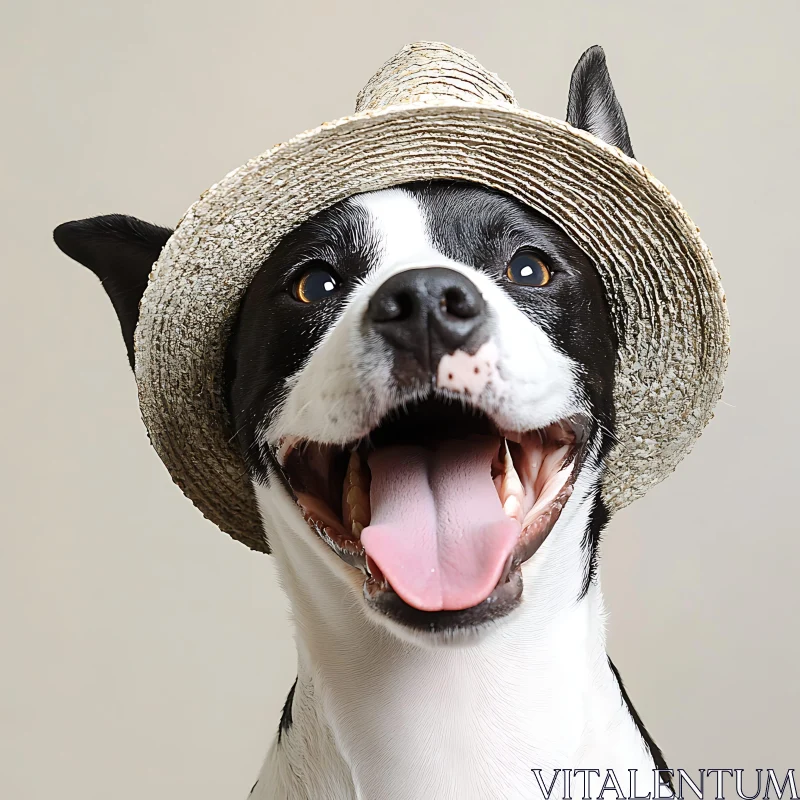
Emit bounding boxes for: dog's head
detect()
[54,46,632,640]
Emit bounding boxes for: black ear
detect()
[53,215,173,370]
[566,45,635,159]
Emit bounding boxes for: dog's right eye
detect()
[292,262,341,304]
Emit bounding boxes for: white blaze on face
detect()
[263,188,582,451]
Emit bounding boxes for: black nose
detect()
[367,267,487,374]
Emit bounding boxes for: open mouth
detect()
[275,397,587,631]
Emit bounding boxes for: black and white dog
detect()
[55,48,670,800]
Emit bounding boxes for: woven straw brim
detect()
[135,100,729,553]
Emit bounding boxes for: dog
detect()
[55,46,673,799]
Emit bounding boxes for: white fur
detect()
[252,470,656,799]
[249,189,658,799]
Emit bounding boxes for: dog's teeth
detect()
[347,484,371,530]
[503,494,521,521]
[347,451,368,488]
[351,504,369,527]
[276,437,297,466]
[500,442,523,502]
[346,485,369,509]
[347,455,358,482]
[499,553,514,584]
[343,450,371,536]
[350,468,368,491]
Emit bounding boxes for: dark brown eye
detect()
[292,262,340,303]
[505,250,551,287]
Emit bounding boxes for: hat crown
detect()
[355,41,517,113]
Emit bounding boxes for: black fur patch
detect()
[608,658,672,788]
[580,492,611,598]
[277,678,297,744]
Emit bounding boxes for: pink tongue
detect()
[361,437,520,612]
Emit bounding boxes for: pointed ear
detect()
[53,215,173,370]
[566,45,635,159]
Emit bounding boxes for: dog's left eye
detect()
[292,262,341,303]
[505,250,551,287]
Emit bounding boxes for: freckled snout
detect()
[367,267,489,383]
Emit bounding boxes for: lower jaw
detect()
[364,567,524,633]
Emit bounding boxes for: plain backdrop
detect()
[2,1,798,797]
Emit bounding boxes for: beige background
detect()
[2,1,798,797]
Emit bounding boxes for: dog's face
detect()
[226,181,617,634]
[54,44,633,640]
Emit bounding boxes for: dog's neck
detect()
[251,476,657,800]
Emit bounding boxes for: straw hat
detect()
[134,42,729,553]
